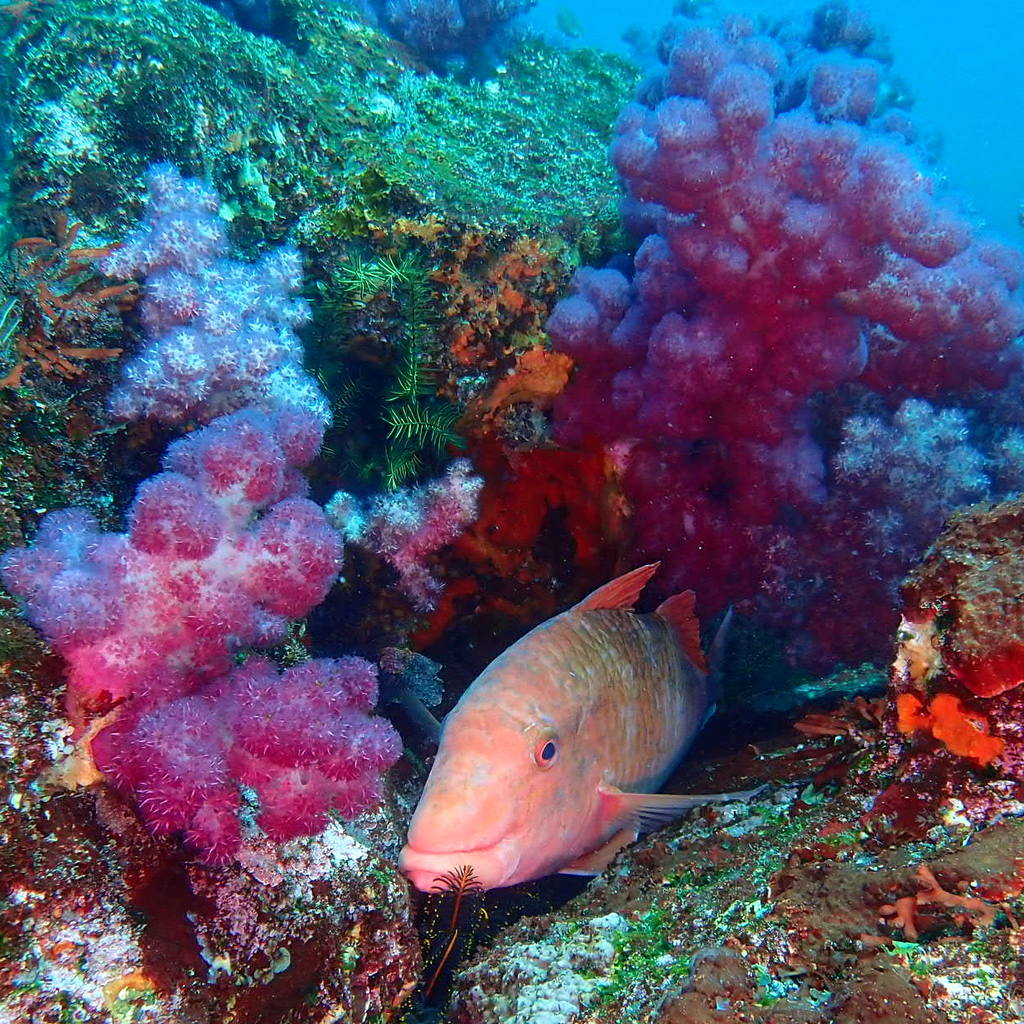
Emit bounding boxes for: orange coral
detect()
[411,434,628,650]
[461,345,573,432]
[895,692,931,734]
[896,691,1004,766]
[102,972,157,1009]
[794,695,885,741]
[454,435,625,580]
[1,214,132,387]
[0,324,123,388]
[390,215,446,244]
[880,864,1000,939]
[435,231,563,368]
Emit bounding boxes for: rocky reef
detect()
[1,0,631,241]
[439,495,1024,1023]
[446,660,1023,1024]
[2,0,1024,1022]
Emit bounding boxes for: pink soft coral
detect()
[100,163,329,430]
[327,459,482,611]
[92,657,401,862]
[1,408,340,721]
[0,165,408,864]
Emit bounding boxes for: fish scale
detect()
[571,610,700,789]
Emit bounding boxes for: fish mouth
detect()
[398,841,519,893]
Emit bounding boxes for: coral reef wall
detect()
[0,2,636,1020]
[5,1,1024,1022]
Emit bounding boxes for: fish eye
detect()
[534,737,558,767]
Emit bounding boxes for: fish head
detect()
[399,692,599,892]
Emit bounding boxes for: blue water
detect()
[527,0,1024,243]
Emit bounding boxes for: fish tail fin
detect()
[706,606,734,707]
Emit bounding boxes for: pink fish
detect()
[399,563,759,892]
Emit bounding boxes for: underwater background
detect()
[1,0,1024,1022]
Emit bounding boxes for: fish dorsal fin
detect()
[573,563,660,613]
[655,590,707,673]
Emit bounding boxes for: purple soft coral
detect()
[374,0,534,64]
[0,408,407,863]
[1,165,412,863]
[327,460,483,611]
[101,164,329,431]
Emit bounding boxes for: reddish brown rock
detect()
[0,684,421,1024]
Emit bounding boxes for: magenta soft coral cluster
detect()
[326,459,482,611]
[2,409,340,717]
[91,657,401,864]
[0,408,404,861]
[549,5,1024,636]
[1,167,409,860]
[101,164,330,430]
[761,398,1000,668]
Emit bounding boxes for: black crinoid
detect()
[419,864,485,1003]
[312,249,465,492]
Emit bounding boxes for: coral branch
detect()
[327,459,482,611]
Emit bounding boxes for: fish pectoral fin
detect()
[393,685,442,743]
[559,829,638,876]
[599,783,768,834]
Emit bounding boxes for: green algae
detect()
[2,0,635,245]
[590,907,683,1011]
[313,246,463,489]
[0,392,122,549]
[0,0,632,537]
[580,800,816,1018]
[0,387,126,687]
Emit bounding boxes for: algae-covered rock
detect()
[2,0,634,243]
[445,693,1023,1024]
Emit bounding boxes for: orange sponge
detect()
[896,691,1004,767]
